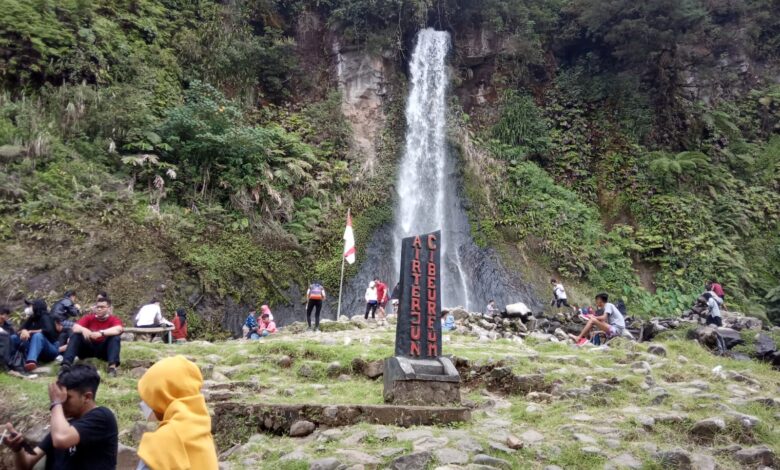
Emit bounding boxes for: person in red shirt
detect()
[709,279,725,301]
[172,308,188,343]
[374,278,389,324]
[60,297,124,377]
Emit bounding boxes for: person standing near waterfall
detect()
[364,281,378,320]
[550,279,574,311]
[306,282,325,332]
[375,278,388,325]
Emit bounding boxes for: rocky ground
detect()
[1,314,779,470]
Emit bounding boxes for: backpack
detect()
[615,299,627,316]
[309,284,324,300]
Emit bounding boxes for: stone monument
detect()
[383,230,461,406]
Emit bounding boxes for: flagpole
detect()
[337,249,346,320]
[337,208,350,320]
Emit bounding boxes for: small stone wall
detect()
[212,402,470,449]
[384,380,460,406]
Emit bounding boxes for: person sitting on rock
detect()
[441,312,456,332]
[60,297,123,377]
[17,299,60,372]
[242,310,258,339]
[569,293,626,346]
[0,305,20,370]
[2,363,118,469]
[172,308,188,343]
[702,292,722,327]
[136,356,218,470]
[485,300,499,317]
[251,312,277,339]
[50,290,81,338]
[135,298,172,342]
[260,304,274,322]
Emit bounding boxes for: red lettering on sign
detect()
[411,342,420,356]
[411,311,420,325]
[413,236,422,248]
[427,301,436,315]
[427,234,437,250]
[412,260,421,274]
[414,247,420,260]
[411,273,420,286]
[411,325,421,340]
[428,328,437,342]
[428,343,438,356]
[411,286,420,299]
[411,297,420,312]
[428,262,435,276]
[427,314,435,329]
[427,276,435,289]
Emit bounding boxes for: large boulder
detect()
[690,326,743,350]
[725,315,763,331]
[734,445,775,466]
[755,333,777,359]
[505,302,531,316]
[447,307,470,321]
[689,417,725,441]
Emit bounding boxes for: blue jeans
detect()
[20,333,59,364]
[249,330,270,340]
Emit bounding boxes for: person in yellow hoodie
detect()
[136,355,218,470]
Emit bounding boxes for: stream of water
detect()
[392,29,473,310]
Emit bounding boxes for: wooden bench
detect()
[124,326,173,343]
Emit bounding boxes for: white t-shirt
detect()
[603,302,625,329]
[554,283,567,300]
[135,303,163,326]
[707,297,721,318]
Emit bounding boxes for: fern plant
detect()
[646,150,709,189]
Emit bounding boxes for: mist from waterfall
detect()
[393,29,472,310]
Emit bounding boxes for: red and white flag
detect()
[343,210,356,265]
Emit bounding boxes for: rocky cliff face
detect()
[333,43,390,176]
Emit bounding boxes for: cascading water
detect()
[333,28,541,317]
[393,29,472,310]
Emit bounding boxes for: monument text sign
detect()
[395,230,442,358]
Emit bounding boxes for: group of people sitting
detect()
[2,356,219,470]
[134,298,188,343]
[0,292,124,376]
[241,305,277,339]
[0,291,189,376]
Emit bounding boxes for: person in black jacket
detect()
[17,299,60,372]
[0,305,20,370]
[50,291,81,335]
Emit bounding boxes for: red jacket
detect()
[172,316,187,340]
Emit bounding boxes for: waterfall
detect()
[393,29,472,310]
[333,28,540,317]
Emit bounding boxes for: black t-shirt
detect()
[39,406,118,470]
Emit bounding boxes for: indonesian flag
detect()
[343,211,356,264]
